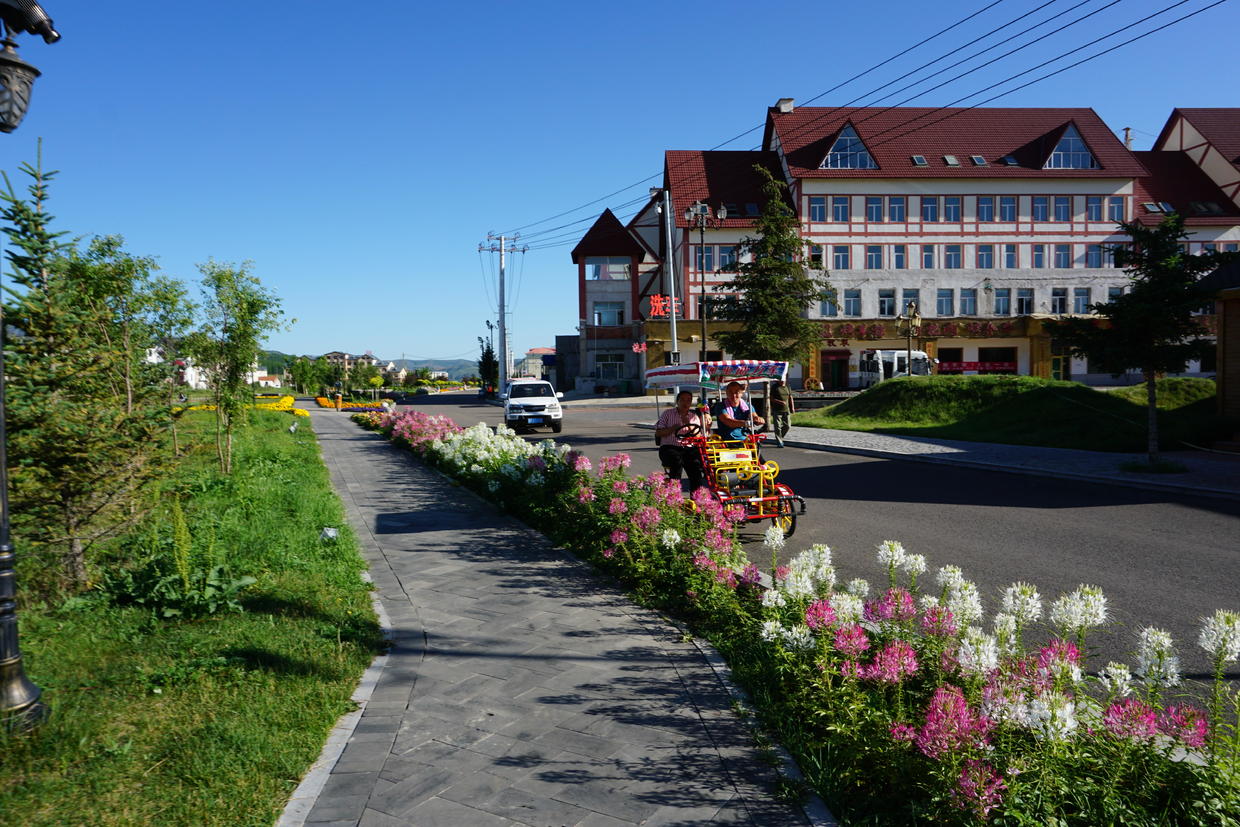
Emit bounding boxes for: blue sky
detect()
[2,0,1236,364]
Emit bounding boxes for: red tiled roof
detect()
[764,106,1147,179]
[1132,151,1240,226]
[1156,108,1240,166]
[664,150,788,228]
[570,208,647,264]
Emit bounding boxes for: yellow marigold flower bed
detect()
[174,395,307,417]
[315,397,381,409]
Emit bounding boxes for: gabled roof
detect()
[664,150,788,228]
[1132,151,1240,226]
[1155,108,1240,166]
[764,106,1146,178]
[570,208,646,264]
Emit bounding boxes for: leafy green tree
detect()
[713,165,831,361]
[478,337,499,390]
[1047,214,1235,463]
[1,160,176,587]
[189,260,286,475]
[352,360,380,391]
[144,276,197,455]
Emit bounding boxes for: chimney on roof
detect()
[776,98,794,113]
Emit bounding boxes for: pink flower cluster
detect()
[632,505,661,533]
[385,411,462,452]
[597,453,632,474]
[1157,704,1208,749]
[907,684,993,759]
[864,587,918,623]
[865,639,919,684]
[954,758,1006,821]
[566,451,592,472]
[1102,698,1158,742]
[920,606,958,637]
[834,624,870,658]
[805,599,837,631]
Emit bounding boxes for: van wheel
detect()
[551,422,562,433]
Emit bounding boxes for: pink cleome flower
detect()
[609,528,629,546]
[833,624,870,658]
[740,563,762,586]
[865,639,919,684]
[1103,698,1158,742]
[805,600,837,631]
[612,479,629,494]
[954,758,1006,821]
[1159,705,1208,749]
[864,587,917,623]
[921,605,958,637]
[608,498,628,515]
[632,505,661,532]
[577,487,596,503]
[914,684,992,760]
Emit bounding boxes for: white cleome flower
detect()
[763,525,786,551]
[845,578,871,598]
[876,540,906,568]
[782,572,815,600]
[1136,627,1182,689]
[919,594,941,612]
[1097,662,1133,698]
[946,581,984,627]
[782,624,816,651]
[760,589,787,609]
[1050,585,1107,635]
[1000,582,1043,625]
[992,612,1019,654]
[901,553,927,578]
[659,528,682,550]
[958,626,1000,675]
[936,565,965,591]
[1026,693,1079,741]
[789,545,835,593]
[1198,609,1240,664]
[760,621,784,643]
[830,593,865,625]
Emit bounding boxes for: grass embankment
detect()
[793,375,1234,452]
[1,411,383,826]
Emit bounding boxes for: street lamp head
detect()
[717,204,728,220]
[0,28,39,133]
[0,2,59,44]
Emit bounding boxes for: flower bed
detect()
[175,395,308,417]
[350,410,1240,823]
[315,397,383,409]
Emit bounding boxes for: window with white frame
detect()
[922,197,939,222]
[977,244,994,268]
[693,245,714,272]
[866,245,883,269]
[1045,124,1099,169]
[593,301,625,326]
[903,289,920,312]
[994,288,1011,315]
[960,288,978,315]
[1032,244,1046,268]
[1085,244,1106,268]
[718,246,737,270]
[1003,244,1017,268]
[977,196,995,222]
[586,256,630,280]
[1000,196,1017,221]
[945,244,962,268]
[822,124,877,169]
[1016,288,1034,314]
[1086,196,1102,221]
[1032,196,1049,222]
[1051,287,1068,314]
[893,244,907,269]
[843,289,862,316]
[1073,287,1091,314]
[944,196,962,222]
[888,196,906,222]
[809,196,826,222]
[1054,196,1072,222]
[833,245,850,269]
[936,288,954,316]
[1054,244,1072,268]
[809,245,824,268]
[820,292,838,317]
[1107,285,1124,300]
[832,196,850,222]
[878,288,896,316]
[1107,196,1124,222]
[921,245,935,268]
[866,197,884,222]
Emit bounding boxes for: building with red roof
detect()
[565,101,1239,393]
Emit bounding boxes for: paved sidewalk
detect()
[280,406,819,827]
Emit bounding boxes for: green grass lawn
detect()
[792,375,1235,452]
[1,411,383,826]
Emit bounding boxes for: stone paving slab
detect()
[279,406,818,827]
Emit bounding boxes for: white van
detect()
[857,349,934,388]
[501,379,564,433]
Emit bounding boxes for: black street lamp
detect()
[897,300,922,377]
[683,201,727,363]
[0,2,60,731]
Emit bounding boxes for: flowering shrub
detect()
[349,412,1240,824]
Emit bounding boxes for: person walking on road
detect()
[655,390,711,492]
[769,378,794,447]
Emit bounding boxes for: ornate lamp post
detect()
[897,300,922,378]
[0,2,60,731]
[683,200,727,362]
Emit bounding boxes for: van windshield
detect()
[511,384,553,398]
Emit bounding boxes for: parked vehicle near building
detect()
[858,349,934,388]
[501,378,564,433]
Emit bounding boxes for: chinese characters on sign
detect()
[648,294,681,318]
[631,342,647,353]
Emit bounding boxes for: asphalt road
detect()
[394,391,1240,681]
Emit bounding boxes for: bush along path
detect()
[351,408,1240,825]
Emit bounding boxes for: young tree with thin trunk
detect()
[1047,214,1235,464]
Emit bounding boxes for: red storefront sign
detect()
[938,361,1017,372]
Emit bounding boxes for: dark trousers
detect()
[658,444,706,491]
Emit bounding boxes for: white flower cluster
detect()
[1000,582,1043,625]
[1025,693,1079,741]
[659,528,682,549]
[785,545,835,596]
[763,525,787,551]
[846,578,870,598]
[760,589,787,609]
[1049,585,1108,636]
[758,620,814,651]
[1198,609,1240,663]
[958,626,1000,675]
[830,592,865,624]
[946,580,984,627]
[876,540,905,568]
[901,553,927,578]
[992,613,1019,654]
[1136,627,1181,689]
[1097,662,1133,698]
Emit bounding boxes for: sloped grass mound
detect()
[797,375,1233,452]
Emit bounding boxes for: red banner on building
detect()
[937,361,1017,372]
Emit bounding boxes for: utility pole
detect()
[653,188,680,365]
[478,234,526,391]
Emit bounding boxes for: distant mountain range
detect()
[261,351,479,380]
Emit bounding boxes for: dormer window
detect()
[1001,155,1019,166]
[1044,124,1100,169]
[1142,203,1163,213]
[821,124,877,169]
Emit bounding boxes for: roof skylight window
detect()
[1002,155,1020,166]
[943,155,960,166]
[911,155,928,166]
[1044,124,1100,169]
[744,203,760,217]
[1142,202,1163,213]
[1159,201,1175,213]
[1191,200,1224,215]
[971,155,987,166]
[820,124,877,169]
